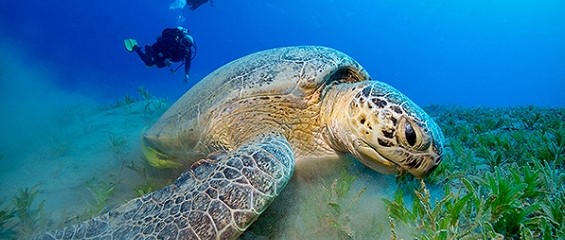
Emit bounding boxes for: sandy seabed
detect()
[2,93,563,239]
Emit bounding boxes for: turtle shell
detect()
[144,46,370,162]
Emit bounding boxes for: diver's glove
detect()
[184,74,190,83]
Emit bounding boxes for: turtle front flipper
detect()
[35,133,295,240]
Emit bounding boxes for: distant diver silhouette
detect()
[186,0,214,10]
[124,26,196,82]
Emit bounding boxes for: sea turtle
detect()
[36,46,444,239]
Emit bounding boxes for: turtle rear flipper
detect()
[35,133,295,240]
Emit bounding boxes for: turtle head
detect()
[325,81,444,178]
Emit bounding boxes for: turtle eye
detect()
[404,122,417,147]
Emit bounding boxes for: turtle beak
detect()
[402,154,442,179]
[141,134,182,169]
[353,139,402,175]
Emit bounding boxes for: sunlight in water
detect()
[169,0,186,24]
[168,0,186,9]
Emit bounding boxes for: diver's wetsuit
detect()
[186,0,213,10]
[134,27,193,77]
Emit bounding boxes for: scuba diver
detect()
[124,26,196,82]
[186,0,214,10]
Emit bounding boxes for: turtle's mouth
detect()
[354,140,401,175]
[141,136,182,169]
[356,140,436,178]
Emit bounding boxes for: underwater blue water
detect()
[1,0,564,107]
